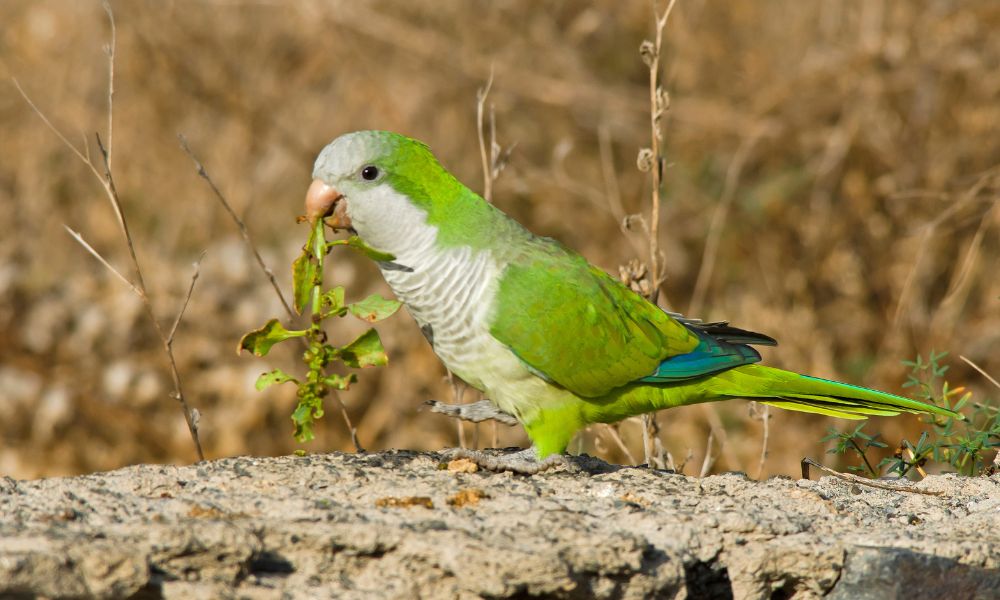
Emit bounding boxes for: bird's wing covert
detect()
[489,241,704,398]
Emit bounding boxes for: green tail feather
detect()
[582,364,959,429]
[710,364,959,420]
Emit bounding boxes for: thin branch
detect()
[94,134,205,461]
[638,413,667,468]
[653,436,668,469]
[177,134,296,320]
[447,370,468,449]
[699,403,742,472]
[476,68,495,202]
[488,104,499,181]
[698,429,717,477]
[631,0,677,470]
[755,403,770,479]
[16,8,205,462]
[79,128,93,165]
[95,133,147,291]
[676,447,694,474]
[800,458,944,496]
[339,402,365,452]
[94,133,146,284]
[664,448,677,472]
[645,0,678,305]
[600,424,637,465]
[168,252,206,346]
[959,355,1000,391]
[12,78,94,168]
[102,0,116,170]
[62,226,140,296]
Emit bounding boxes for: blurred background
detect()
[1,0,997,479]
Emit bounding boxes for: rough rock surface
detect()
[0,450,998,599]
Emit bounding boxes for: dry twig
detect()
[476,68,495,203]
[960,355,1000,391]
[62,226,139,296]
[15,4,205,461]
[641,0,677,305]
[447,371,468,449]
[177,134,296,320]
[102,0,116,171]
[600,424,638,465]
[340,405,365,453]
[639,414,664,469]
[698,429,717,478]
[632,0,678,471]
[168,253,206,346]
[755,403,770,479]
[800,458,944,496]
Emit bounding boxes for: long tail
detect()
[708,364,958,420]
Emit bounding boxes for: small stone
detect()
[447,458,479,473]
[447,488,487,508]
[374,496,434,509]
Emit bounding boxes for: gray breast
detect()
[379,246,499,383]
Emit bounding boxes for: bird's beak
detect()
[305,179,351,230]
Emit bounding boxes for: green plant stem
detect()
[311,219,325,317]
[848,438,879,477]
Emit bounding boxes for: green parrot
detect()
[305,130,955,473]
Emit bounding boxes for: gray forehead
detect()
[312,131,392,181]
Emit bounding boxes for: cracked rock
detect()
[0,450,997,599]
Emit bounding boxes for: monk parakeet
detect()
[305,130,954,473]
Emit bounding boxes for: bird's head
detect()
[306,130,456,253]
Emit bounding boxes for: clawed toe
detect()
[425,399,519,426]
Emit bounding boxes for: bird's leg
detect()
[442,447,578,475]
[425,399,519,426]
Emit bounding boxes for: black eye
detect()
[361,165,379,181]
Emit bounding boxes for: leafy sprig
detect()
[239,219,401,442]
[821,423,887,478]
[824,351,1000,478]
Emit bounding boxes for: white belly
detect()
[379,247,558,421]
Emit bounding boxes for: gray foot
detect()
[425,399,519,426]
[442,447,579,475]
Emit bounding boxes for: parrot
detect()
[304,130,956,473]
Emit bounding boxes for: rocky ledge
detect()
[0,450,998,599]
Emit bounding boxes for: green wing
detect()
[489,239,702,398]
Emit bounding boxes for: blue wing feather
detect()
[638,328,763,382]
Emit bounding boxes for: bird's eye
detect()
[361,165,379,181]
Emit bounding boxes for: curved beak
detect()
[305,179,351,230]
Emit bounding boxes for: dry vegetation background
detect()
[1,0,997,480]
